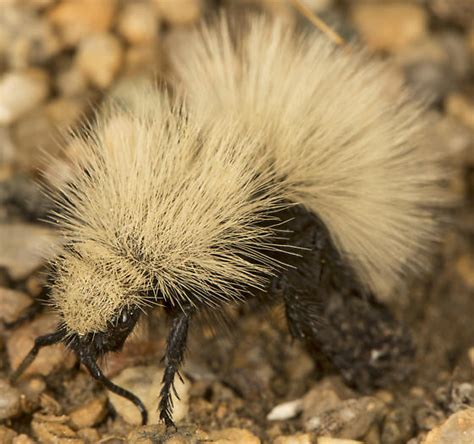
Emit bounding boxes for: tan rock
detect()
[118,2,158,45]
[12,96,88,168]
[109,365,189,425]
[48,0,117,46]
[351,2,428,52]
[422,408,474,444]
[31,418,84,444]
[56,66,88,97]
[0,288,33,324]
[76,33,123,89]
[125,44,161,75]
[0,379,21,420]
[209,428,261,444]
[12,434,36,444]
[273,433,312,444]
[305,396,386,440]
[0,6,61,69]
[446,93,474,131]
[7,313,75,378]
[154,0,202,26]
[69,396,107,429]
[318,439,363,444]
[0,426,17,444]
[0,69,49,125]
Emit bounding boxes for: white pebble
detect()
[267,398,304,421]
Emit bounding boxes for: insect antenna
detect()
[81,355,148,425]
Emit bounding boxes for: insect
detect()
[11,15,444,428]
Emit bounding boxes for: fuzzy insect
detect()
[12,15,444,427]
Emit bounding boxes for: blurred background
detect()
[0,1,473,443]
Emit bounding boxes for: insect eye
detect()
[121,311,128,324]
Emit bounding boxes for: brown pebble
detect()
[77,428,100,442]
[446,93,474,130]
[208,428,261,444]
[12,435,36,444]
[31,418,84,444]
[7,313,75,378]
[76,33,123,89]
[118,2,158,45]
[48,0,117,46]
[0,426,17,444]
[153,0,202,26]
[17,376,47,412]
[350,2,428,52]
[0,380,21,420]
[422,408,474,444]
[0,288,33,324]
[305,396,386,439]
[69,396,107,429]
[273,433,312,444]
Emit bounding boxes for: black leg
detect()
[81,356,148,425]
[10,328,66,382]
[159,306,193,429]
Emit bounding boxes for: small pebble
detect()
[302,379,345,422]
[422,407,474,444]
[381,407,415,444]
[208,428,260,444]
[17,376,47,412]
[7,312,75,378]
[0,288,33,324]
[446,93,474,131]
[118,2,158,45]
[125,44,161,75]
[31,417,84,444]
[109,365,189,425]
[56,66,88,97]
[77,428,100,442]
[318,439,363,444]
[305,397,386,440]
[0,379,21,420]
[154,0,202,26]
[350,2,428,52]
[12,435,36,444]
[69,396,107,429]
[0,6,61,69]
[48,0,117,46]
[76,33,123,89]
[0,426,17,444]
[273,433,312,444]
[267,398,304,421]
[0,69,49,125]
[429,0,474,29]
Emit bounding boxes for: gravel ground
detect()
[0,1,473,443]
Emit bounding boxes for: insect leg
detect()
[159,307,192,429]
[10,328,66,382]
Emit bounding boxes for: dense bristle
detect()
[50,87,289,335]
[170,15,446,298]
